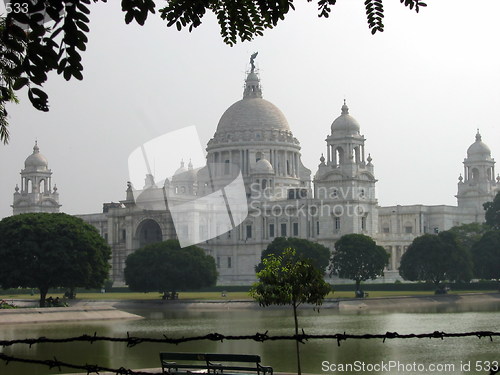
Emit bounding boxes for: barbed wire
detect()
[1,330,499,348]
[0,353,161,375]
[1,331,498,374]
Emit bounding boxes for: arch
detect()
[487,168,492,181]
[335,147,344,165]
[354,146,361,163]
[136,219,163,248]
[39,179,46,194]
[27,179,33,193]
[471,168,479,180]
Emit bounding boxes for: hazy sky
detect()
[1,1,499,219]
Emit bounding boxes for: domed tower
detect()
[205,55,311,200]
[171,160,198,196]
[12,142,61,214]
[314,101,377,237]
[456,130,499,218]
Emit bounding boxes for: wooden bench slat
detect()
[206,354,261,362]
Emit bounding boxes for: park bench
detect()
[160,352,273,375]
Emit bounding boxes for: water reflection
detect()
[1,301,499,375]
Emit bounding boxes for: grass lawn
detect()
[1,290,495,302]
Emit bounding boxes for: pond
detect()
[1,301,499,375]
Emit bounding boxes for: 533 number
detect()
[6,2,28,13]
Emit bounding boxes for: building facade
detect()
[13,64,500,286]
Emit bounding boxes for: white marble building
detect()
[12,142,61,215]
[12,64,500,286]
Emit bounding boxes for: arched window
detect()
[27,179,33,193]
[39,179,46,194]
[472,168,479,180]
[354,147,360,163]
[335,147,344,165]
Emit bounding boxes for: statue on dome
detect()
[250,52,258,72]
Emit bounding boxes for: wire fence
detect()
[0,331,499,374]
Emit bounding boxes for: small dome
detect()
[246,72,259,82]
[24,142,48,170]
[173,160,187,175]
[254,158,274,174]
[467,131,491,160]
[172,160,197,181]
[331,101,360,134]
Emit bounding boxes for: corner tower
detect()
[314,101,377,238]
[12,142,61,214]
[456,130,499,219]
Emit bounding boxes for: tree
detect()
[399,232,473,288]
[0,213,111,307]
[250,248,330,375]
[124,239,217,294]
[446,223,489,252]
[471,230,500,282]
[0,0,426,143]
[329,234,389,293]
[256,237,330,273]
[484,192,500,230]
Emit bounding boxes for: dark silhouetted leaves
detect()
[0,0,426,144]
[12,77,28,90]
[28,87,49,111]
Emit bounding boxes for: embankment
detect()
[0,304,143,325]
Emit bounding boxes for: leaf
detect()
[13,77,29,91]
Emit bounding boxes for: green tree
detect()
[0,213,111,307]
[124,239,217,294]
[329,234,389,294]
[446,223,489,252]
[471,230,500,282]
[250,248,330,375]
[256,237,330,273]
[484,192,500,230]
[399,232,473,288]
[0,0,426,143]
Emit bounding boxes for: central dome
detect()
[216,97,290,133]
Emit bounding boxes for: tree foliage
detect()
[471,230,500,281]
[0,213,111,307]
[0,0,426,144]
[446,222,489,252]
[399,232,473,286]
[124,239,217,293]
[329,234,389,291]
[250,248,330,375]
[256,237,330,273]
[484,192,500,230]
